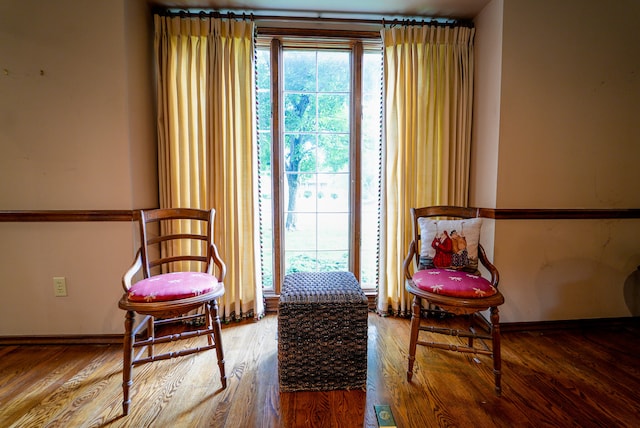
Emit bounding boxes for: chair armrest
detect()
[403,240,418,280]
[478,244,500,288]
[207,243,227,283]
[122,249,143,292]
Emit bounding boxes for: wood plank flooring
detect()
[1,314,639,427]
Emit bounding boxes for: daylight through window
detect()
[256,36,382,294]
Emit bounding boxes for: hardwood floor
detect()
[1,314,639,427]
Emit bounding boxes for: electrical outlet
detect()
[53,277,67,297]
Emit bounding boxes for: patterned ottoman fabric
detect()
[278,271,368,392]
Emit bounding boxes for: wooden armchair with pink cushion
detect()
[118,208,227,415]
[403,206,505,394]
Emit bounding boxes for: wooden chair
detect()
[118,208,227,415]
[403,206,505,394]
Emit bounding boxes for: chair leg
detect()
[122,310,135,416]
[407,295,422,382]
[490,305,502,395]
[205,303,214,347]
[147,315,154,358]
[210,300,227,389]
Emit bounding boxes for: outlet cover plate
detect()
[53,277,67,297]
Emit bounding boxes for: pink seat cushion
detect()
[412,268,497,298]
[127,272,221,302]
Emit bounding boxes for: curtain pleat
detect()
[207,19,262,321]
[154,15,263,321]
[379,24,475,316]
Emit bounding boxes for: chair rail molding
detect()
[479,208,640,220]
[1,208,639,223]
[0,210,135,222]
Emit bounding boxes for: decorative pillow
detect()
[418,217,482,273]
[127,272,221,302]
[413,268,497,298]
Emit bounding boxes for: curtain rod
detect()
[154,8,474,28]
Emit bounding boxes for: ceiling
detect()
[148,0,492,20]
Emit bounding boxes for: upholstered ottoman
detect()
[278,271,368,392]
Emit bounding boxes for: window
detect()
[256,36,382,294]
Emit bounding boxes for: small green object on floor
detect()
[374,404,397,427]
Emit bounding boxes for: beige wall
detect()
[499,0,640,209]
[474,0,640,322]
[0,0,156,335]
[471,0,502,210]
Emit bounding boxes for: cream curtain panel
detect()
[379,24,475,316]
[154,15,263,321]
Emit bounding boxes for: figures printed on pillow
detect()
[450,230,469,267]
[431,230,452,267]
[431,229,468,269]
[419,217,481,273]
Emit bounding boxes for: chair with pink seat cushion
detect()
[403,205,505,394]
[118,208,227,415]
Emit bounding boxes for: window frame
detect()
[256,29,382,300]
